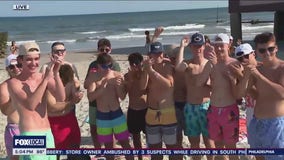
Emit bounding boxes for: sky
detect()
[0,1,228,17]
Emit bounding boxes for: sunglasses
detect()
[237,54,250,62]
[53,49,66,55]
[8,63,22,70]
[258,46,275,54]
[99,47,110,53]
[101,63,113,70]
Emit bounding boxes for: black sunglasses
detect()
[53,49,66,55]
[8,63,22,70]
[258,46,275,54]
[237,54,250,62]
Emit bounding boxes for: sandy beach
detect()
[1,43,284,160]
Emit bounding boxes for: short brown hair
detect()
[97,53,113,65]
[254,32,276,46]
[97,38,111,49]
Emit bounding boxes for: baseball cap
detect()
[149,42,164,54]
[235,43,254,58]
[190,33,205,45]
[19,42,40,55]
[213,33,230,44]
[5,54,18,67]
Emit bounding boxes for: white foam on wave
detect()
[128,24,205,32]
[9,40,36,45]
[45,39,76,44]
[242,23,273,31]
[75,31,106,34]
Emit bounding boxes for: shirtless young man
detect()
[47,64,83,160]
[207,33,239,160]
[7,42,65,160]
[84,38,120,148]
[87,54,133,160]
[0,54,22,160]
[166,45,186,149]
[141,42,178,160]
[124,52,147,160]
[175,33,213,160]
[237,32,284,160]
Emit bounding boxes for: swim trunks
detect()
[175,101,186,133]
[96,108,129,143]
[48,111,81,149]
[127,108,147,134]
[184,101,210,137]
[4,123,20,157]
[248,115,284,160]
[20,129,56,160]
[145,107,177,145]
[207,104,239,144]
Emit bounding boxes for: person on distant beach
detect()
[165,45,186,146]
[145,30,151,45]
[10,41,19,55]
[175,33,213,160]
[0,54,22,160]
[229,35,235,57]
[140,42,179,160]
[207,33,239,160]
[87,54,133,160]
[7,42,66,160]
[237,32,284,160]
[124,52,147,160]
[47,64,83,160]
[84,38,121,149]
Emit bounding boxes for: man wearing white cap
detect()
[207,33,239,160]
[0,54,22,160]
[6,42,65,160]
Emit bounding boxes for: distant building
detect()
[229,0,284,42]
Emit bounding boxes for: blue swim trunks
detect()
[184,101,210,137]
[248,115,284,160]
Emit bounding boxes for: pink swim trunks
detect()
[207,104,239,144]
[5,123,20,157]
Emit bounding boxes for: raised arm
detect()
[175,37,190,72]
[0,82,15,115]
[87,77,107,102]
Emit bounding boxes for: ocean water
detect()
[0,7,274,54]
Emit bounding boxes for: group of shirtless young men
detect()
[1,30,284,160]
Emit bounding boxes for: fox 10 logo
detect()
[13,136,46,148]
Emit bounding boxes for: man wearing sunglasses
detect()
[84,38,121,149]
[40,42,79,80]
[87,54,133,160]
[0,54,22,160]
[237,32,284,160]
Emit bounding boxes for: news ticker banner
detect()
[12,136,284,156]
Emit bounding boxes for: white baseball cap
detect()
[235,43,254,58]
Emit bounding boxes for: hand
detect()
[154,26,164,37]
[229,63,243,78]
[50,54,64,73]
[44,63,55,81]
[180,36,190,48]
[115,75,124,86]
[206,51,217,65]
[142,57,154,72]
[71,90,84,104]
[244,64,260,77]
